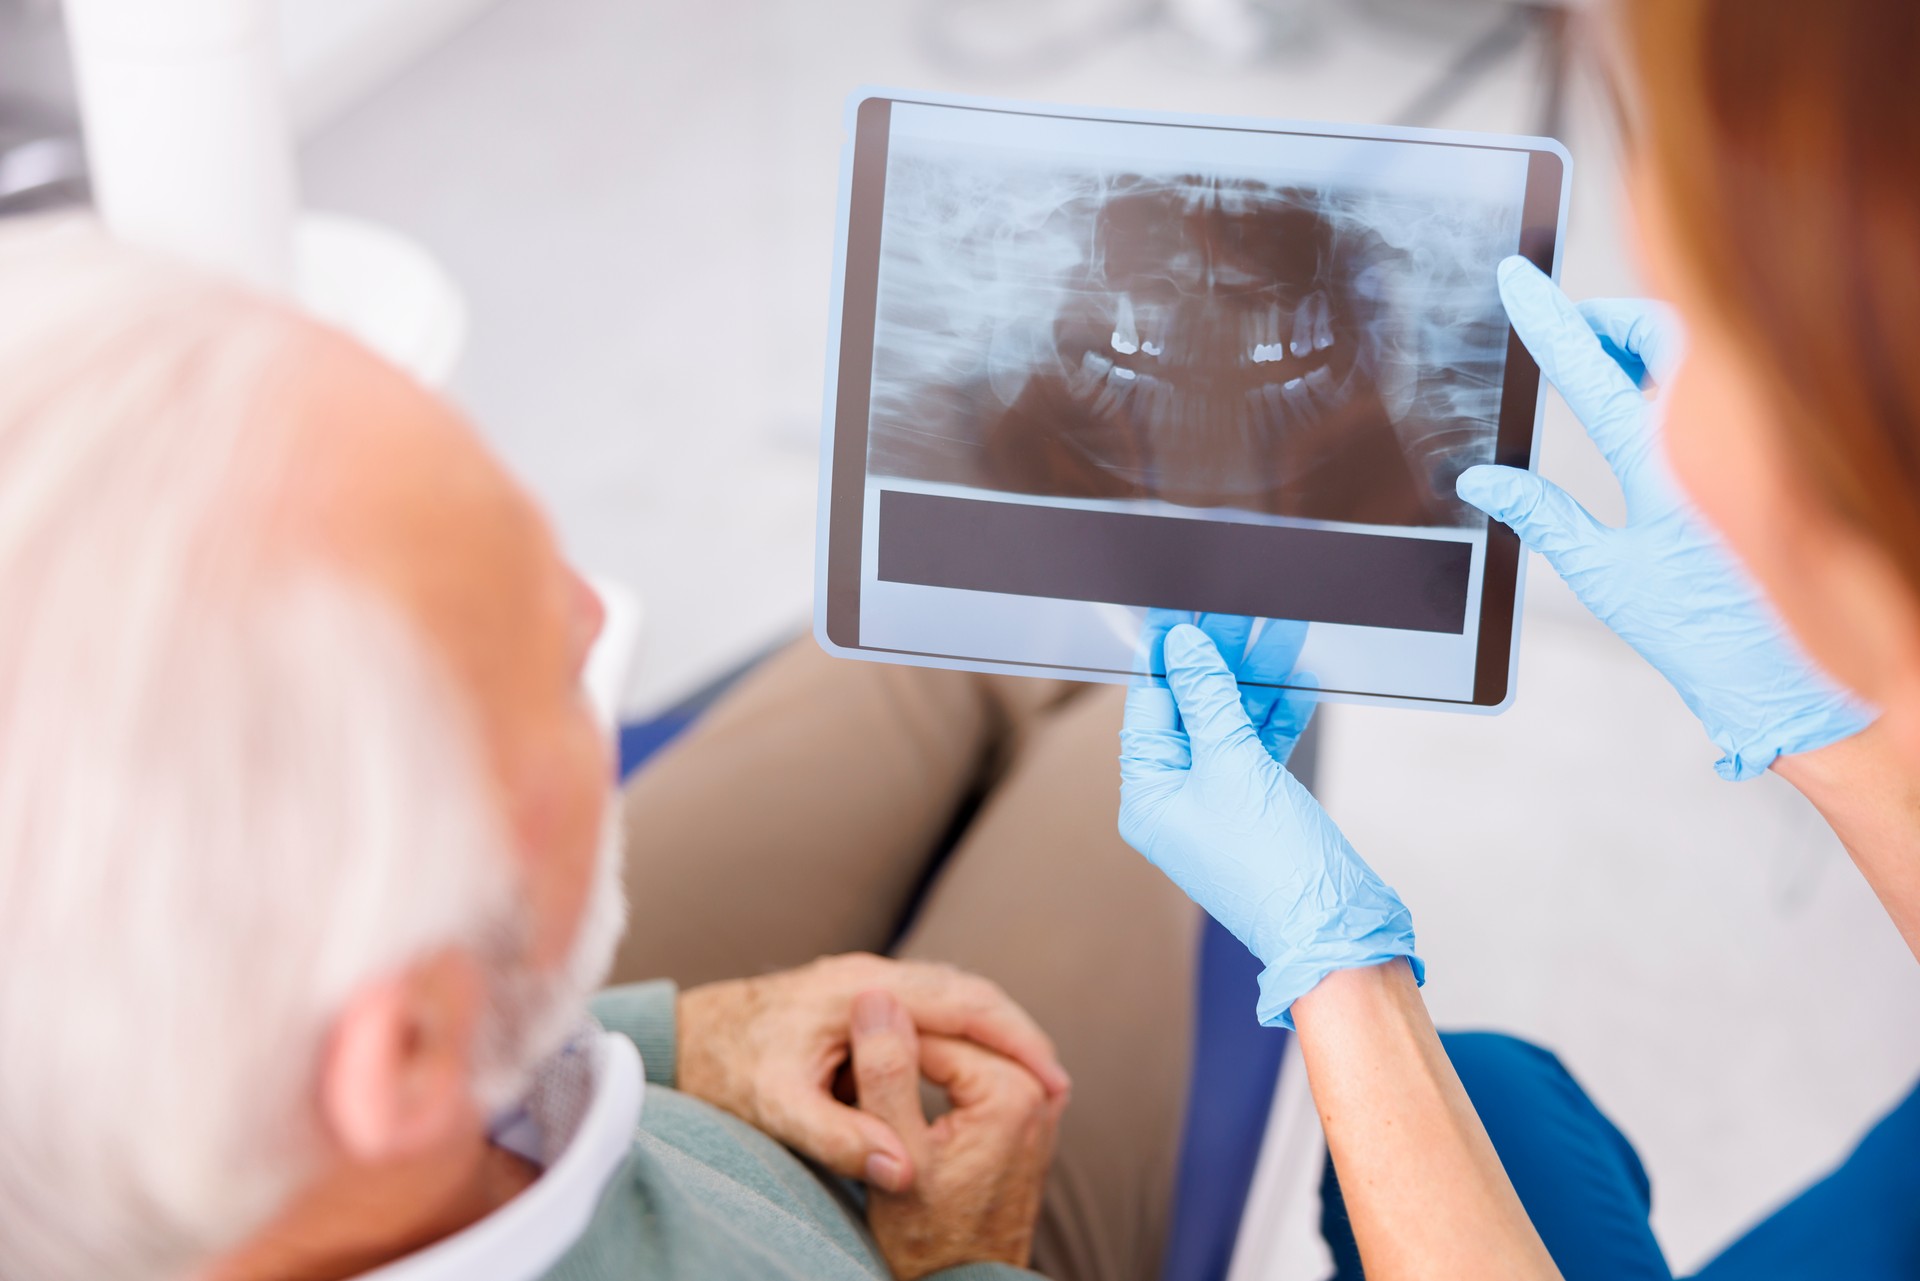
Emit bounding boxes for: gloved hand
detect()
[1119,623,1422,1029]
[1457,257,1874,781]
[1135,609,1316,765]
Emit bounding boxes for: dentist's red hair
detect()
[1618,0,1920,593]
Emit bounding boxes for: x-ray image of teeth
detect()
[866,146,1523,527]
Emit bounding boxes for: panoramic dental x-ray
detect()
[819,97,1568,709]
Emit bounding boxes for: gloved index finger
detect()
[1195,612,1254,671]
[1577,297,1685,387]
[1257,671,1317,766]
[1237,618,1315,764]
[1237,617,1307,689]
[1499,256,1653,482]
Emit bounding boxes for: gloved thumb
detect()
[1163,624,1262,762]
[1456,464,1605,564]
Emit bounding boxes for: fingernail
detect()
[853,990,893,1036]
[865,1152,905,1193]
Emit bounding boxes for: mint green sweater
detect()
[543,981,1043,1281]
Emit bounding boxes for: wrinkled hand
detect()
[677,954,1068,1191]
[1120,624,1421,1029]
[1456,257,1872,780]
[851,990,1061,1281]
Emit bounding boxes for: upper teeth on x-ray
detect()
[866,148,1520,527]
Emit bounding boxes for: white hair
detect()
[0,217,557,1279]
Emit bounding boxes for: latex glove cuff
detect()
[1256,914,1425,1030]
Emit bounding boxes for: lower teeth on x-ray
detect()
[867,154,1518,528]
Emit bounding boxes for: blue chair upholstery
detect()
[616,708,1291,1281]
[1158,718,1318,1281]
[1161,918,1288,1281]
[617,715,694,779]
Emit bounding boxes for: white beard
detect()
[470,791,628,1113]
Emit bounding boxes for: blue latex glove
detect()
[1119,623,1423,1029]
[1457,257,1874,781]
[1135,609,1317,764]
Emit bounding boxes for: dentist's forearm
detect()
[1290,961,1561,1281]
[1774,720,1920,962]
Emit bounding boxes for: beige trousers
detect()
[612,639,1200,1281]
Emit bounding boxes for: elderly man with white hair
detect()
[0,218,1208,1281]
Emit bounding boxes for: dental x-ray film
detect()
[817,93,1570,710]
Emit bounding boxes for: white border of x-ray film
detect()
[814,87,1573,716]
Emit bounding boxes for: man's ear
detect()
[319,948,488,1165]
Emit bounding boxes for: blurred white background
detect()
[8,0,1919,1270]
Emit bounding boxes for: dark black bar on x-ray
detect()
[878,490,1472,634]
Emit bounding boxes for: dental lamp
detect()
[58,0,466,385]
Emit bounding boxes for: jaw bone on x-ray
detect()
[866,151,1520,528]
